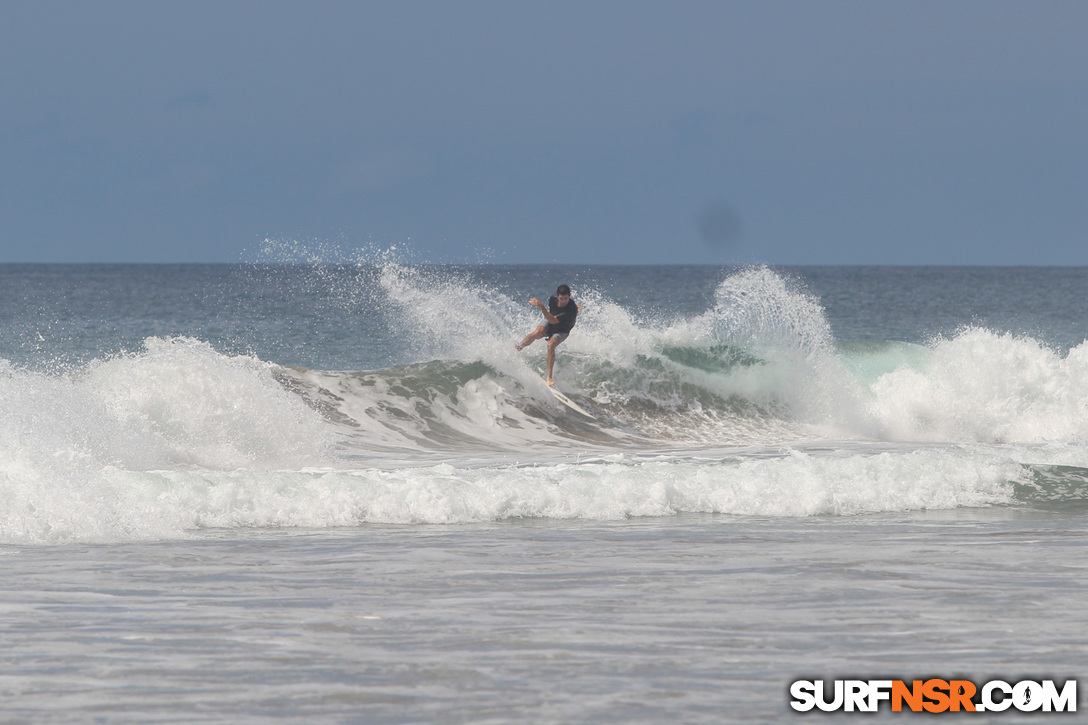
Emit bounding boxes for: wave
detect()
[4,266,1088,543]
[353,264,855,449]
[0,445,1028,544]
[1017,463,1088,510]
[313,264,1088,452]
[866,329,1088,443]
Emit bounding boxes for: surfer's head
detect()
[556,284,571,298]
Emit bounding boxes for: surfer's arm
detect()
[530,298,560,325]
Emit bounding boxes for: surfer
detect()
[515,284,581,386]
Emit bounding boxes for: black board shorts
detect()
[545,329,570,343]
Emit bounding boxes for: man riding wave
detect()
[515,284,581,386]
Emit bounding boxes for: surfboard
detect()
[540,375,597,419]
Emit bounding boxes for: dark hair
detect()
[556,284,571,296]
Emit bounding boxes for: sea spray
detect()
[867,329,1088,443]
[377,262,524,366]
[5,263,1088,546]
[368,263,865,444]
[81,337,333,468]
[0,338,334,543]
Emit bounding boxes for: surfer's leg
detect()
[517,325,546,351]
[545,335,564,385]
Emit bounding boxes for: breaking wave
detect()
[3,265,1088,543]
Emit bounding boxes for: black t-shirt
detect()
[546,295,578,335]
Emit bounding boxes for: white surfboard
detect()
[540,375,597,419]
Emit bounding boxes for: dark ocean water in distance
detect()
[3,264,1087,370]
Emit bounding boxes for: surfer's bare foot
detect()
[514,342,523,351]
[547,378,555,386]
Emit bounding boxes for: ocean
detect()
[1,262,1086,722]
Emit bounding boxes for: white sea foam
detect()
[865,329,1088,444]
[0,447,1024,544]
[0,338,335,543]
[4,267,1088,544]
[372,264,872,442]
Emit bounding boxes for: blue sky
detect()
[2,1,1086,265]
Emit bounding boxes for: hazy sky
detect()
[2,1,1086,265]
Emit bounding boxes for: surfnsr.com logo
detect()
[789,679,1077,713]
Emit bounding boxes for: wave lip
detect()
[0,337,336,544]
[866,329,1088,444]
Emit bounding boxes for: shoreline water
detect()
[3,509,1084,723]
